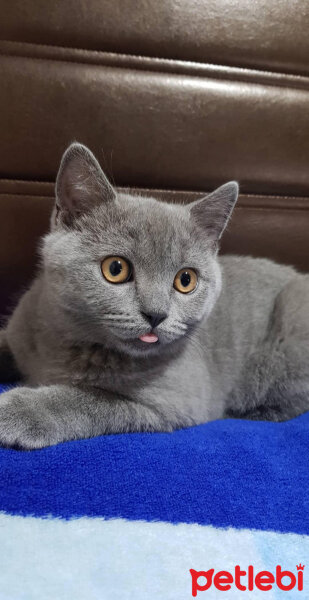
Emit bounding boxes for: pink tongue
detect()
[139,333,159,343]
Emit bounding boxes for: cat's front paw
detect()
[0,387,58,450]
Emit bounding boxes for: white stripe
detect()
[0,513,307,599]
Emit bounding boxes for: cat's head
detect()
[42,143,238,356]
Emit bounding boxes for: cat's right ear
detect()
[53,143,116,228]
[188,181,239,242]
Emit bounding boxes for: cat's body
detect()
[0,144,308,449]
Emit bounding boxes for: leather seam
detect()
[120,188,309,202]
[0,178,53,185]
[235,206,309,212]
[1,181,309,204]
[1,39,309,85]
[1,192,309,212]
[0,192,53,199]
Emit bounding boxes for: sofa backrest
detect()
[1,0,309,316]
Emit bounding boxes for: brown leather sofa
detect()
[1,0,309,317]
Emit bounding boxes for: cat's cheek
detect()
[174,286,212,325]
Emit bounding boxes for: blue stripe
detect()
[0,384,308,534]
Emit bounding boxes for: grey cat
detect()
[0,143,308,449]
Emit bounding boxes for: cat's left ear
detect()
[189,181,239,241]
[53,142,116,227]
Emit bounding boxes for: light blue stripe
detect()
[255,529,308,599]
[0,513,308,599]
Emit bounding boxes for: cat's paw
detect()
[0,387,58,450]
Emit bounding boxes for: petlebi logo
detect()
[190,564,305,595]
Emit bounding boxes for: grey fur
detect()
[0,143,308,449]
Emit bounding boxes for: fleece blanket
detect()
[0,383,308,599]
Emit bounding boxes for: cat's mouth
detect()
[138,333,159,344]
[114,323,187,353]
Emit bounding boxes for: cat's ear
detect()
[189,181,238,241]
[54,143,116,227]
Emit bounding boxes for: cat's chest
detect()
[64,344,161,393]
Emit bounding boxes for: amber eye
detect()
[101,256,132,283]
[174,268,198,293]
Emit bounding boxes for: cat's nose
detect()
[142,312,168,329]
